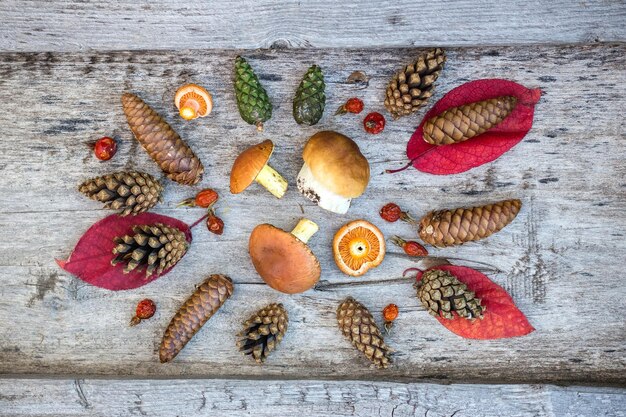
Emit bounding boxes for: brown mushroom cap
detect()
[249,224,321,294]
[230,140,274,194]
[302,131,370,198]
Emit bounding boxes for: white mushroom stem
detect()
[255,164,288,199]
[296,163,351,214]
[179,99,200,119]
[290,218,319,244]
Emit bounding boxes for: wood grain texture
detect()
[0,0,625,52]
[0,44,624,385]
[1,379,624,417]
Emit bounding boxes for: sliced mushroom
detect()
[174,84,213,120]
[230,140,288,198]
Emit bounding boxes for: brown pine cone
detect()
[423,96,518,145]
[419,199,521,247]
[121,93,204,186]
[336,297,391,369]
[417,269,485,320]
[237,303,288,363]
[159,274,233,363]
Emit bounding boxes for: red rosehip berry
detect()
[363,112,385,134]
[130,299,156,326]
[382,303,399,333]
[379,203,416,224]
[179,188,219,208]
[335,97,364,115]
[94,136,117,161]
[390,236,428,257]
[207,211,224,235]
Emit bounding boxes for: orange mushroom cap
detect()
[230,139,274,194]
[175,84,213,120]
[249,223,321,294]
[333,219,386,277]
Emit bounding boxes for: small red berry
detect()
[207,211,224,235]
[391,236,428,257]
[94,136,117,161]
[382,303,399,333]
[130,299,156,326]
[179,188,219,208]
[363,112,385,134]
[335,97,364,115]
[380,203,416,224]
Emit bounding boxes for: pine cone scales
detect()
[234,56,272,130]
[336,297,391,369]
[160,274,233,363]
[293,65,325,125]
[419,199,521,247]
[237,303,288,363]
[423,96,518,145]
[417,269,485,320]
[384,48,446,120]
[111,223,188,277]
[79,171,162,216]
[121,93,204,185]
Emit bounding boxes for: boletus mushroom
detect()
[249,218,321,294]
[297,131,370,214]
[230,139,288,198]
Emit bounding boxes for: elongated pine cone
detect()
[419,199,521,247]
[159,274,233,363]
[384,48,446,120]
[111,223,188,277]
[417,269,484,320]
[237,303,288,363]
[423,96,518,145]
[336,297,391,369]
[121,93,204,185]
[79,171,163,216]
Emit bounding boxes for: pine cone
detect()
[416,269,484,320]
[237,303,288,363]
[423,96,518,145]
[234,56,272,131]
[419,199,521,247]
[293,65,325,126]
[121,93,204,185]
[78,171,163,216]
[159,274,234,363]
[111,223,188,277]
[336,297,391,369]
[384,48,446,120]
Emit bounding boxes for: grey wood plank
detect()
[0,44,624,384]
[0,0,625,52]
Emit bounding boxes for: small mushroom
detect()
[230,140,288,199]
[249,218,321,294]
[175,84,213,120]
[296,131,370,214]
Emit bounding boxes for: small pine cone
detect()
[121,93,204,185]
[336,297,391,369]
[417,269,484,320]
[111,223,188,277]
[159,274,234,363]
[423,96,518,145]
[78,171,163,216]
[384,48,446,120]
[237,303,288,363]
[293,64,326,126]
[234,56,273,130]
[419,199,521,247]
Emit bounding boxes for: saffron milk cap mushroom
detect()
[249,218,321,294]
[175,84,213,120]
[230,139,288,198]
[297,131,370,214]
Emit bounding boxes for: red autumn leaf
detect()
[415,265,534,339]
[403,79,541,175]
[56,213,192,291]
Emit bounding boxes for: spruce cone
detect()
[237,303,288,363]
[419,199,521,247]
[78,171,163,216]
[121,93,204,185]
[111,223,188,277]
[159,274,233,363]
[423,96,518,145]
[417,269,485,320]
[336,297,391,369]
[293,64,325,125]
[384,48,446,120]
[234,56,272,131]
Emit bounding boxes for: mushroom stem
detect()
[180,99,199,120]
[290,218,319,244]
[255,164,288,199]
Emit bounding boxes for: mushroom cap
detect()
[332,219,386,277]
[174,84,213,117]
[249,223,321,294]
[302,131,370,198]
[230,140,274,194]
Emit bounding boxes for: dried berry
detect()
[94,137,117,161]
[335,97,364,115]
[382,303,399,333]
[179,188,219,208]
[207,211,224,235]
[379,202,417,224]
[130,299,156,326]
[391,236,428,257]
[363,112,385,134]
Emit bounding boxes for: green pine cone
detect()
[234,56,272,131]
[293,65,326,125]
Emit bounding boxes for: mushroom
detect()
[175,84,213,120]
[297,131,370,214]
[249,218,321,294]
[230,140,288,198]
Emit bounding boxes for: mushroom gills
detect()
[296,163,351,214]
[255,164,288,199]
[290,218,319,243]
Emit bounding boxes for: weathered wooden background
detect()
[0,1,625,416]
